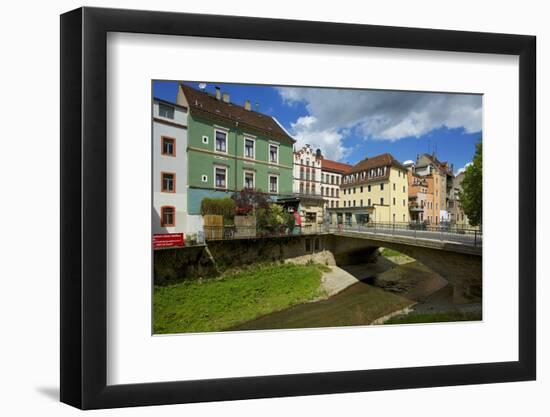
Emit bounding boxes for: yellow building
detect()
[330,153,409,225]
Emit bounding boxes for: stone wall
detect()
[153,234,330,284]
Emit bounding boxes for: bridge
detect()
[199,222,482,303]
[323,224,482,303]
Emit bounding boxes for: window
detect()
[403,199,406,206]
[393,213,396,222]
[393,183,396,191]
[202,135,209,144]
[353,188,356,194]
[368,185,371,192]
[353,200,356,207]
[269,144,279,163]
[380,183,384,191]
[244,171,254,189]
[201,174,208,183]
[215,130,227,152]
[321,173,325,183]
[321,186,324,195]
[368,198,371,206]
[380,197,384,205]
[161,173,175,192]
[403,214,406,222]
[336,201,339,208]
[331,188,335,197]
[360,186,363,193]
[158,103,174,119]
[215,167,227,188]
[269,175,278,193]
[403,185,406,193]
[161,137,175,156]
[160,206,175,227]
[336,189,339,198]
[244,138,255,158]
[343,201,346,208]
[360,199,363,206]
[393,197,396,205]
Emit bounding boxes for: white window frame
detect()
[268,174,279,194]
[268,142,279,164]
[243,136,256,159]
[201,174,208,183]
[214,128,228,154]
[202,135,209,145]
[243,170,255,190]
[214,165,228,189]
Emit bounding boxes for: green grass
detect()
[385,310,482,325]
[380,248,404,257]
[153,263,327,334]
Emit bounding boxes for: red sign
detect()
[153,233,184,248]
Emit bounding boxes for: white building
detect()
[153,98,200,237]
[293,144,322,196]
[320,158,352,209]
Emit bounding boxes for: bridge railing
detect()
[329,222,482,247]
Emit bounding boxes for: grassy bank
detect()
[385,310,482,324]
[153,263,328,334]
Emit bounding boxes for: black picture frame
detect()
[60,6,536,410]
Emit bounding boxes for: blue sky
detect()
[153,81,482,173]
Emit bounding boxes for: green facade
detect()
[187,114,294,214]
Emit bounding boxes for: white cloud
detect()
[277,87,482,157]
[456,161,473,175]
[290,115,351,161]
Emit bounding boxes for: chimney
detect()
[215,86,221,100]
[222,92,230,103]
[244,99,251,111]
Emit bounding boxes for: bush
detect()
[231,189,269,215]
[256,204,295,234]
[200,198,236,224]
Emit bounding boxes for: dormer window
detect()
[158,103,174,119]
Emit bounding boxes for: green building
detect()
[177,84,295,215]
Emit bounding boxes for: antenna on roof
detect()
[198,82,207,90]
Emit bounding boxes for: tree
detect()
[231,189,269,215]
[459,141,482,226]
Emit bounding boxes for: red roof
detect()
[321,159,353,174]
[180,84,295,144]
[349,153,404,174]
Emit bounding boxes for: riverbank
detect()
[153,263,328,334]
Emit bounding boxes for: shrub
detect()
[231,189,270,215]
[256,204,294,234]
[200,198,236,224]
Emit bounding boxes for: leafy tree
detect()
[459,141,482,226]
[231,189,269,215]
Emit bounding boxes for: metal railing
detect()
[203,224,330,241]
[329,221,482,247]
